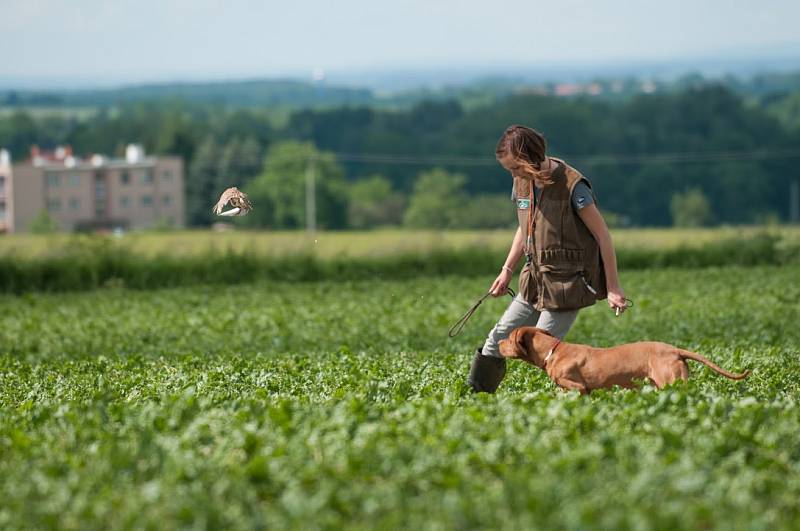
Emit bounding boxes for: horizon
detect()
[3,47,800,93]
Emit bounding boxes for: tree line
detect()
[2,82,799,228]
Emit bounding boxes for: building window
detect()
[141,195,153,207]
[141,170,154,184]
[120,171,130,185]
[119,196,131,208]
[162,195,172,206]
[47,198,61,212]
[162,170,173,182]
[69,197,80,211]
[0,201,5,221]
[47,173,60,187]
[69,174,81,186]
[95,172,107,217]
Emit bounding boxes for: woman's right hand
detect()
[489,269,513,297]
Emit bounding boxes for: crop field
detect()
[1,263,799,529]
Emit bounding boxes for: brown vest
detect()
[518,159,607,311]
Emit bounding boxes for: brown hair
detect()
[495,125,554,197]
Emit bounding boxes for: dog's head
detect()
[498,326,556,368]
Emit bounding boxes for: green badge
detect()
[517,198,530,210]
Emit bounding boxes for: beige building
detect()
[0,149,12,233]
[0,144,184,233]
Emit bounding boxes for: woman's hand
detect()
[489,268,513,297]
[607,286,627,315]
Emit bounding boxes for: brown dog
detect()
[498,327,750,393]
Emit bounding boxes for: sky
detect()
[2,0,800,87]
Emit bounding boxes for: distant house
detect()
[0,144,184,233]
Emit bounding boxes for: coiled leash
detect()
[582,276,634,317]
[615,298,635,317]
[448,288,516,338]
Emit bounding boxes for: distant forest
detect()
[2,73,800,228]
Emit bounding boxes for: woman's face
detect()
[498,153,532,181]
[497,153,530,179]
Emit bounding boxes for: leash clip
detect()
[614,298,634,317]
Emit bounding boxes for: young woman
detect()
[467,125,628,393]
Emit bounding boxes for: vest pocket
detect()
[518,263,538,305]
[538,264,597,310]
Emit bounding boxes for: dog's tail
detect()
[678,349,750,380]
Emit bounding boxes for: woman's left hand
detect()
[607,287,627,315]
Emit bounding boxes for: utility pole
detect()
[305,157,316,235]
[791,180,799,225]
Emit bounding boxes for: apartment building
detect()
[0,149,10,233]
[0,144,184,233]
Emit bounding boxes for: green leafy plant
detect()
[0,266,798,528]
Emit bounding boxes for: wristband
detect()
[502,265,514,275]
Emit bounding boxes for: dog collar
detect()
[544,338,561,366]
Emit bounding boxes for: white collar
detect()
[543,339,561,366]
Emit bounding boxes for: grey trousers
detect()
[481,295,579,358]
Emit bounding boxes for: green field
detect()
[1,264,798,529]
[2,226,800,258]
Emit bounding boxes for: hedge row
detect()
[0,233,797,293]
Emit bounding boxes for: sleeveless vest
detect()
[518,158,607,311]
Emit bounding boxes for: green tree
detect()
[29,210,58,234]
[238,136,264,181]
[216,137,242,193]
[403,168,467,229]
[671,188,712,227]
[0,111,41,160]
[186,136,220,226]
[215,136,264,201]
[347,175,406,228]
[454,194,516,229]
[766,90,800,132]
[244,141,347,229]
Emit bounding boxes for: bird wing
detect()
[212,187,252,215]
[230,192,253,211]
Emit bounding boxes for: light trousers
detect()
[481,295,578,358]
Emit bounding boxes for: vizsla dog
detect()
[498,327,749,394]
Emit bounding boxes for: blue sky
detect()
[2,0,799,86]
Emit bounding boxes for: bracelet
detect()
[501,265,514,275]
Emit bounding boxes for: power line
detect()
[306,148,800,167]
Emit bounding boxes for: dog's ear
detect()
[534,327,555,338]
[499,327,527,358]
[513,327,535,355]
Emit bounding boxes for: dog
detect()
[498,327,750,394]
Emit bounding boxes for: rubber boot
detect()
[467,348,506,393]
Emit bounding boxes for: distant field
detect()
[0,106,98,120]
[2,226,799,258]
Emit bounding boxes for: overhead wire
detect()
[305,148,800,167]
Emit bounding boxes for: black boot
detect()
[467,348,506,393]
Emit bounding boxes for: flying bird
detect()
[212,187,252,217]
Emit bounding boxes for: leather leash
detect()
[448,288,516,338]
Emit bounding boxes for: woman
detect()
[467,125,627,393]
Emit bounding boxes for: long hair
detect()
[495,125,554,197]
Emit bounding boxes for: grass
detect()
[0,265,798,529]
[2,226,799,259]
[0,230,798,293]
